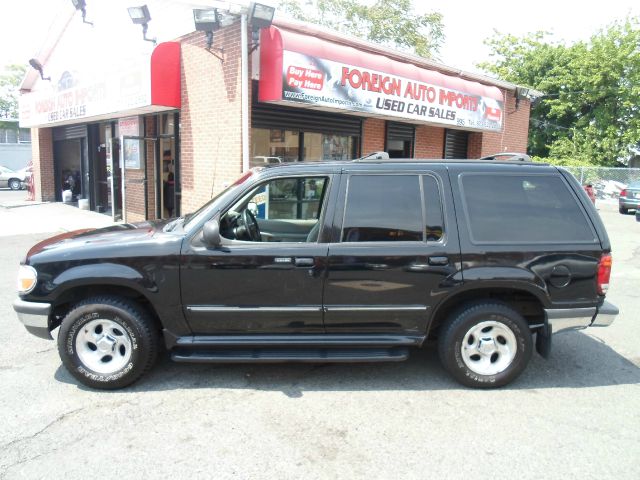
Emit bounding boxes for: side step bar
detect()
[165,333,425,349]
[171,347,409,364]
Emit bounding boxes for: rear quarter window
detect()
[459,173,598,244]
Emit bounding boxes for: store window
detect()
[0,128,18,144]
[251,128,358,166]
[303,133,355,161]
[251,128,299,167]
[19,129,31,143]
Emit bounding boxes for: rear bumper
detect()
[544,300,618,332]
[13,298,52,340]
[591,300,618,327]
[619,197,640,209]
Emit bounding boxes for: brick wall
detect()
[30,127,55,202]
[361,118,385,154]
[414,125,444,158]
[122,115,157,222]
[476,92,530,157]
[179,23,244,214]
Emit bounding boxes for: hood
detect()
[25,220,171,261]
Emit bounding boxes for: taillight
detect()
[620,189,627,198]
[597,253,612,295]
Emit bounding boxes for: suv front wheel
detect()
[57,296,159,389]
[438,302,532,388]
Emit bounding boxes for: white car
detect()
[0,165,26,190]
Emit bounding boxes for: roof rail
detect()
[354,151,390,161]
[480,152,531,162]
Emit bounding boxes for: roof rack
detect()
[354,151,390,161]
[479,152,531,162]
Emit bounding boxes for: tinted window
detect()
[422,175,444,241]
[460,174,595,244]
[342,175,422,242]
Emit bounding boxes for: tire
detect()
[438,302,533,388]
[8,178,21,190]
[619,206,628,214]
[57,296,159,389]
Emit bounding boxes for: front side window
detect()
[460,173,596,244]
[342,175,423,242]
[220,176,329,242]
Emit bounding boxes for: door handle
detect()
[294,257,315,267]
[428,256,449,266]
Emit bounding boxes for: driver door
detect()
[180,174,336,335]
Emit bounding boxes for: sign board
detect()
[19,63,151,128]
[118,116,142,137]
[280,51,504,132]
[123,138,143,169]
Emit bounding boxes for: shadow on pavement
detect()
[54,329,640,396]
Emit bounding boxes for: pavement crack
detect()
[0,407,84,451]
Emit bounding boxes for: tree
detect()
[0,64,26,120]
[479,18,640,166]
[278,0,444,59]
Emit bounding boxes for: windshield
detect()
[182,168,263,231]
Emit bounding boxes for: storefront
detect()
[20,2,533,222]
[20,38,181,221]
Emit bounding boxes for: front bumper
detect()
[13,298,53,340]
[544,300,618,332]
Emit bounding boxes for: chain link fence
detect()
[560,166,640,199]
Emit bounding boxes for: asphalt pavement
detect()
[0,192,638,479]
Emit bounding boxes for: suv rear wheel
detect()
[57,296,159,389]
[438,302,532,388]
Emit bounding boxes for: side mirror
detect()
[202,219,221,247]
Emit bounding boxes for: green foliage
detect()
[531,155,596,168]
[0,64,26,120]
[480,18,640,166]
[278,0,444,58]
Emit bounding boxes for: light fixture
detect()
[193,9,224,61]
[515,86,530,110]
[249,3,275,30]
[249,2,275,50]
[128,5,156,44]
[28,59,51,81]
[71,0,93,25]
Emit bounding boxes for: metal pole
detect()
[121,135,126,223]
[241,13,249,173]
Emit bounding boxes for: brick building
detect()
[19,1,534,222]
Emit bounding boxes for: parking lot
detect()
[0,193,638,479]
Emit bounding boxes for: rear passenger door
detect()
[323,167,462,334]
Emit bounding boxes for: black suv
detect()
[14,158,618,389]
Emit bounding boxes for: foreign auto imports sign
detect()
[280,51,504,132]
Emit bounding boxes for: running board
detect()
[171,347,410,363]
[164,332,425,349]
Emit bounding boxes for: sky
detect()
[1,0,638,75]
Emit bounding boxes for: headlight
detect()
[17,265,38,294]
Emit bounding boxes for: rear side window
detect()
[460,173,596,244]
[422,175,444,241]
[342,175,422,242]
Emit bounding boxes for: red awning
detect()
[151,41,181,108]
[259,27,503,103]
